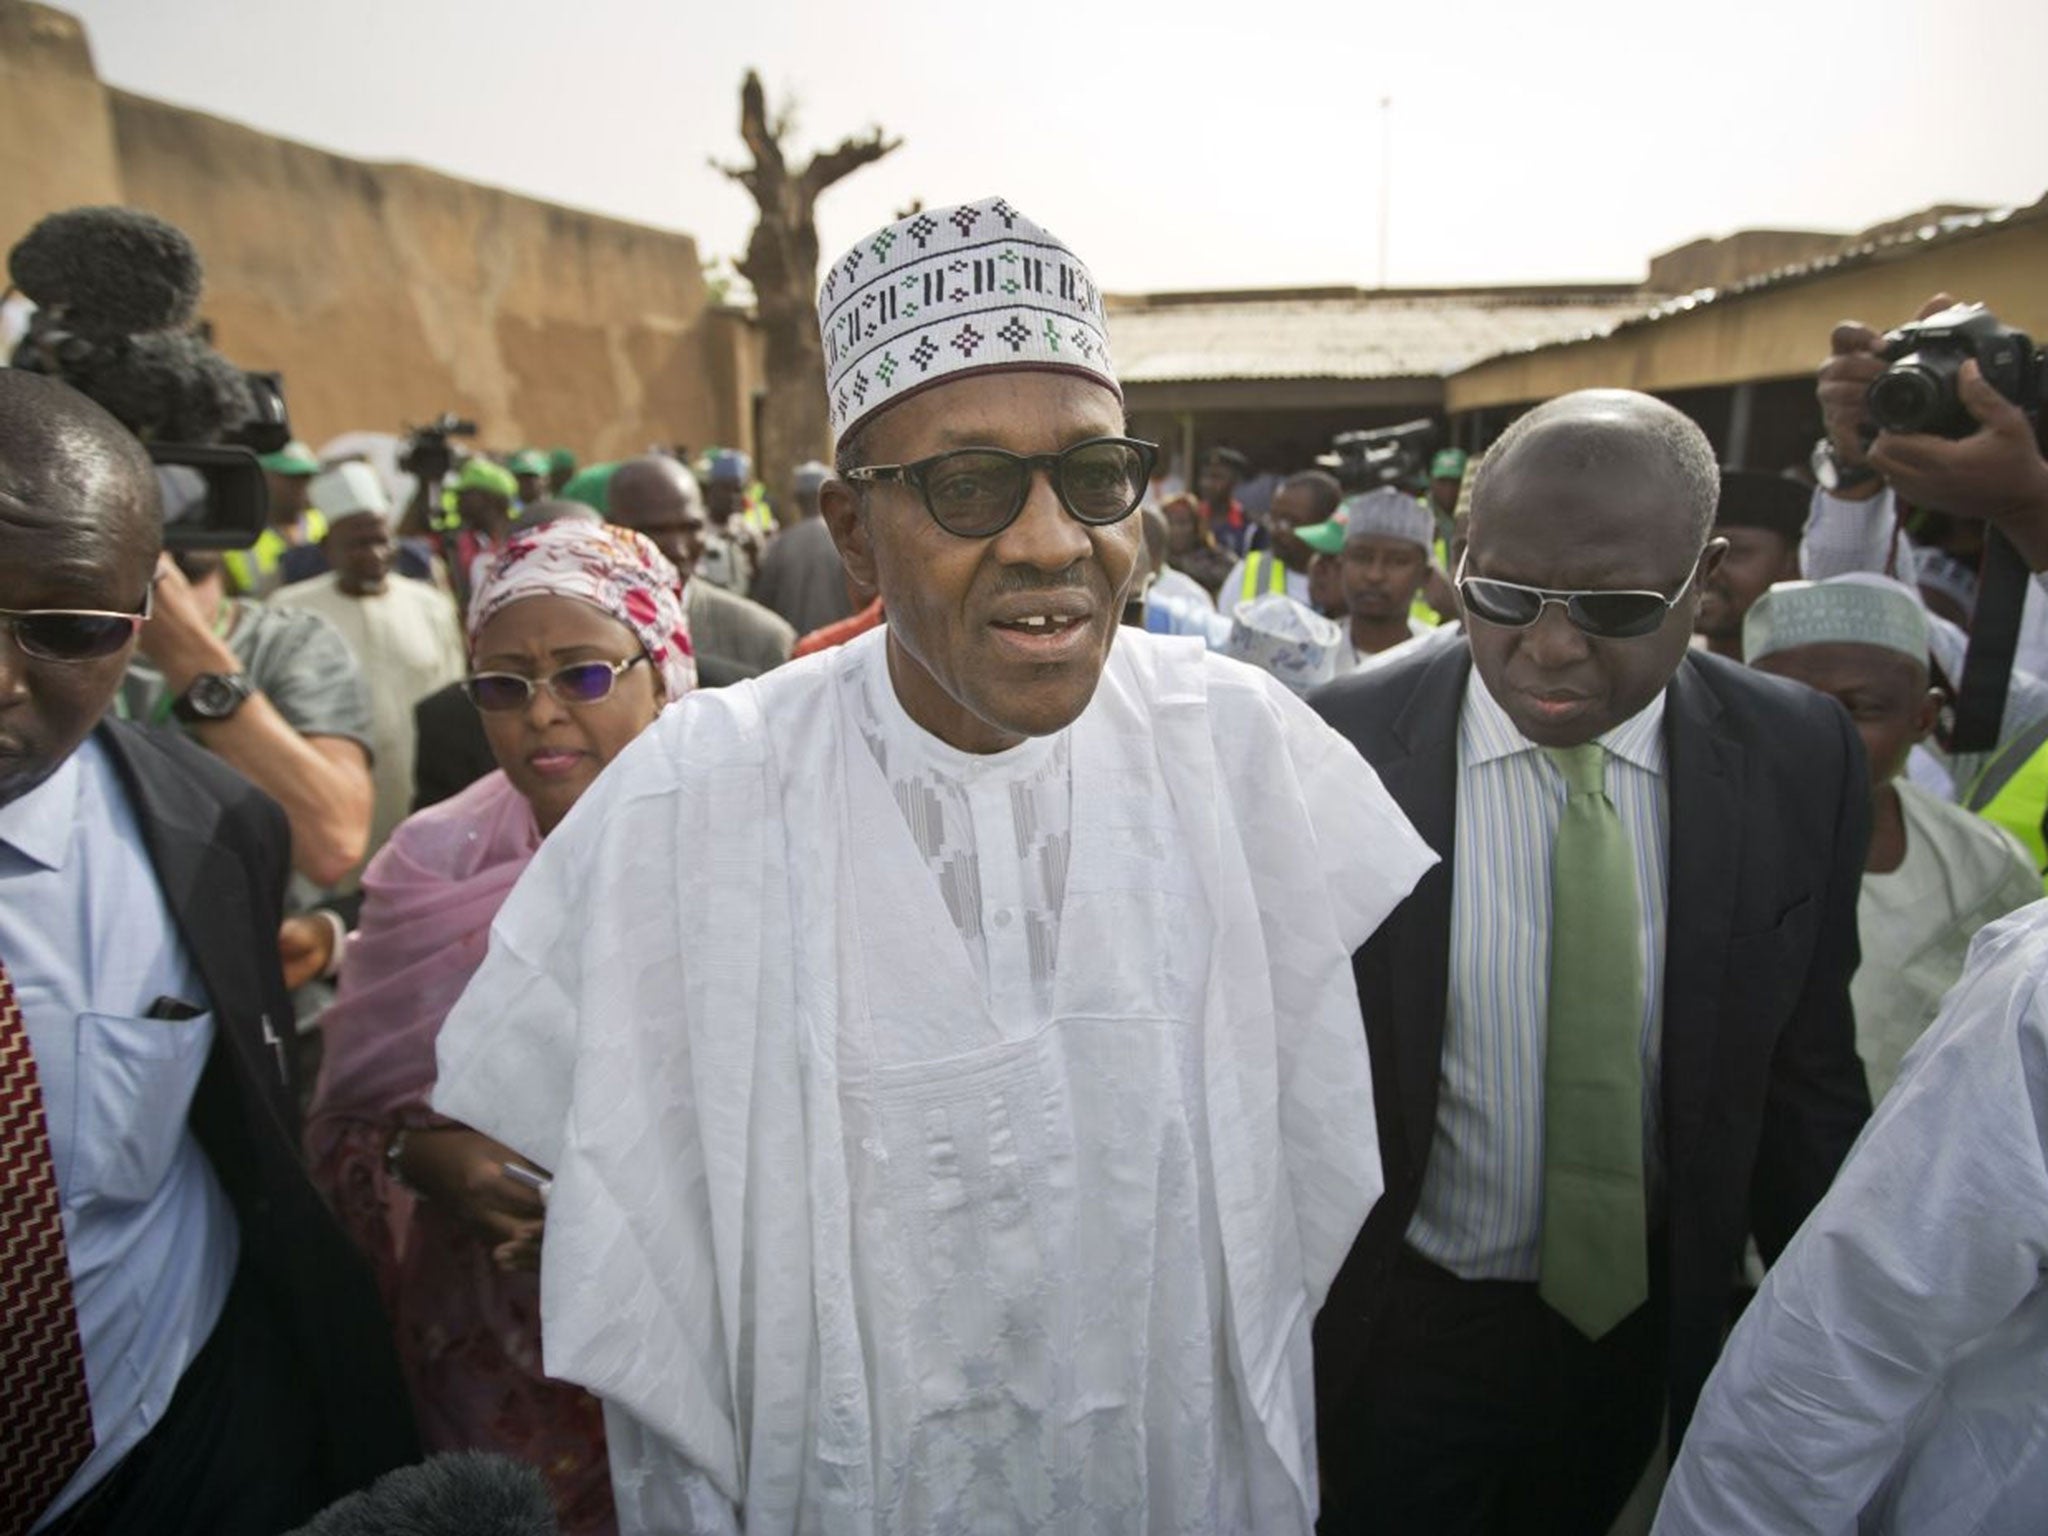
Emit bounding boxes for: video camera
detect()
[398,412,478,486]
[6,206,277,550]
[1871,302,2043,440]
[1317,418,1437,495]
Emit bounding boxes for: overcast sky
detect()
[56,0,2048,294]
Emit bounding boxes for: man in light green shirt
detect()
[1747,574,2039,1101]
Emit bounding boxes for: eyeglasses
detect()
[843,436,1158,539]
[0,590,154,663]
[1455,545,1714,640]
[463,654,648,712]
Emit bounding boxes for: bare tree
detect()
[715,72,900,487]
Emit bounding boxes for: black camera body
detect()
[1319,418,1437,495]
[1870,302,2043,440]
[398,413,479,485]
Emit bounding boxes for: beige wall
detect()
[2,2,760,461]
[1450,213,2048,413]
[0,6,122,250]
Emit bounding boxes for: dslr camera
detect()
[398,412,478,485]
[1869,302,2044,440]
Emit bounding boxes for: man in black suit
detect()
[1310,390,1871,1534]
[0,371,415,1535]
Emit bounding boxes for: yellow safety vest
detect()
[1239,551,1289,602]
[1974,736,2048,893]
[222,511,330,595]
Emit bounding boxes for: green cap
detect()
[547,447,579,478]
[453,456,519,502]
[560,462,618,513]
[259,440,321,476]
[508,449,552,478]
[1298,518,1348,555]
[1430,447,1469,482]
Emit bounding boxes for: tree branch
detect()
[800,131,903,200]
[736,70,785,184]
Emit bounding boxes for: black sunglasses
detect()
[1,590,154,663]
[843,436,1158,539]
[463,655,648,712]
[1455,546,1716,640]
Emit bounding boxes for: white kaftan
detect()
[1852,781,2038,1103]
[433,627,1434,1534]
[1656,900,2048,1536]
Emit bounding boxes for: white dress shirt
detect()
[0,736,238,1531]
[1407,671,1670,1280]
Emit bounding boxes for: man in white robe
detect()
[1744,574,2039,1102]
[433,197,1434,1535]
[1655,898,2048,1535]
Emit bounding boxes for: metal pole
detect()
[1378,95,1393,289]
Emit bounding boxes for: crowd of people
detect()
[4,190,2048,1536]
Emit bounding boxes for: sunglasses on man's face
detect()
[462,654,648,713]
[0,590,154,663]
[843,436,1158,539]
[1454,546,1714,641]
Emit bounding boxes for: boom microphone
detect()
[280,1452,562,1536]
[7,205,204,338]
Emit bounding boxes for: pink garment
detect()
[307,770,615,1535]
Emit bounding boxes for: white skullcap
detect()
[1743,573,1930,667]
[1223,593,1343,695]
[309,460,392,525]
[1342,487,1435,552]
[817,196,1118,448]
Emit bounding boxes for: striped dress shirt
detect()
[1406,671,1670,1281]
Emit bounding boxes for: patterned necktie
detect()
[1538,744,1650,1339]
[0,953,95,1527]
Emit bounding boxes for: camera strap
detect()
[1949,526,2029,755]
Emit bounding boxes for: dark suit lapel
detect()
[1377,646,1468,1173]
[94,726,288,1105]
[1660,657,1742,1177]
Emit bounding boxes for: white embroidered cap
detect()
[817,196,1119,448]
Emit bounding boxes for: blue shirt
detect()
[0,736,238,1530]
[1407,671,1670,1280]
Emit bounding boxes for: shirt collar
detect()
[0,739,84,871]
[1462,667,1667,775]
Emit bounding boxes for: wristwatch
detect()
[172,671,255,724]
[1811,436,1881,494]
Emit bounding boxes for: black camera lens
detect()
[1868,355,1959,437]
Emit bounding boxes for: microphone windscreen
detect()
[280,1451,563,1536]
[8,206,204,337]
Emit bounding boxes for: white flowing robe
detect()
[433,628,1433,1535]
[1656,900,2048,1536]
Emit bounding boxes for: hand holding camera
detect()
[1819,292,2048,569]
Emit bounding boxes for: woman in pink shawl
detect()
[307,519,694,1536]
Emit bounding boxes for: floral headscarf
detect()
[467,520,696,699]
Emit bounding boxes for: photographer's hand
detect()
[136,553,240,686]
[1817,293,1956,501]
[1872,360,2048,572]
[138,554,373,886]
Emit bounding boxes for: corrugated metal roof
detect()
[1104,288,1657,384]
[1460,197,2047,371]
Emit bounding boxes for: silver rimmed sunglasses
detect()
[1454,545,1717,640]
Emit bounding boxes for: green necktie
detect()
[1539,742,1649,1339]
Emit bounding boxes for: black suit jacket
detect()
[96,721,419,1495]
[1308,641,1872,1440]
